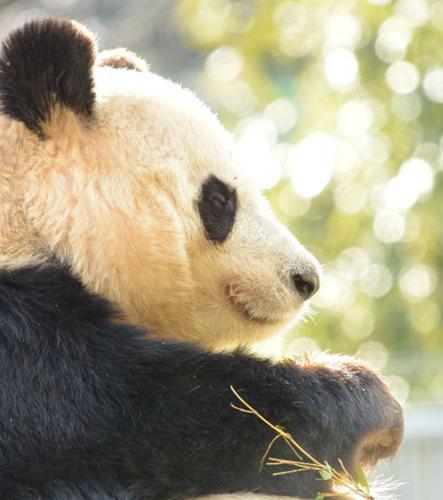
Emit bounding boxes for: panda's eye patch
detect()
[210,191,229,211]
[198,176,237,244]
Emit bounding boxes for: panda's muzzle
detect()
[226,264,320,324]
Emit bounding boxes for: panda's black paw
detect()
[297,353,404,473]
[346,365,404,470]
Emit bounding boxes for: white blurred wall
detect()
[379,405,443,499]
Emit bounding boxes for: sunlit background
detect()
[0,0,441,497]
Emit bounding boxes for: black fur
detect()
[198,176,237,244]
[0,18,95,135]
[0,263,401,499]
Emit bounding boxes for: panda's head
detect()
[0,19,321,349]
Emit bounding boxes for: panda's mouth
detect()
[225,283,286,325]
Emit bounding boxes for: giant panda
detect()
[0,18,403,500]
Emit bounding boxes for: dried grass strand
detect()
[230,386,374,500]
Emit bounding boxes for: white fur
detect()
[0,64,320,350]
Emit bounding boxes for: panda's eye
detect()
[198,175,237,244]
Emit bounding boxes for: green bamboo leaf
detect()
[319,469,333,481]
[354,464,370,494]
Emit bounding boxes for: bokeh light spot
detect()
[375,18,410,63]
[358,341,389,371]
[382,158,434,212]
[324,11,362,49]
[399,264,436,302]
[334,182,367,215]
[205,46,243,82]
[236,117,283,189]
[334,138,360,173]
[431,1,443,31]
[189,8,226,44]
[313,270,354,312]
[390,92,423,121]
[273,1,307,33]
[223,80,257,116]
[395,0,430,27]
[341,305,375,342]
[385,61,420,94]
[290,132,336,198]
[423,67,443,103]
[383,374,410,404]
[337,100,374,137]
[408,301,441,335]
[277,185,311,217]
[359,264,393,298]
[373,210,405,243]
[324,48,359,92]
[264,98,298,135]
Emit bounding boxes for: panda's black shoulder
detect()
[0,263,120,335]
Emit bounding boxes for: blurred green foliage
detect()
[175,0,443,403]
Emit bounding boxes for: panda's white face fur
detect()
[0,21,320,349]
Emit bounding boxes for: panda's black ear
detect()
[98,48,148,72]
[0,18,96,136]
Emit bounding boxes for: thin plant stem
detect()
[230,386,374,500]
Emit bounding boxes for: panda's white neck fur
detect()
[0,116,195,344]
[0,119,43,269]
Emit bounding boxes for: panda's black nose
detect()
[290,268,320,300]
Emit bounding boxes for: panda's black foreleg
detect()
[0,264,402,499]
